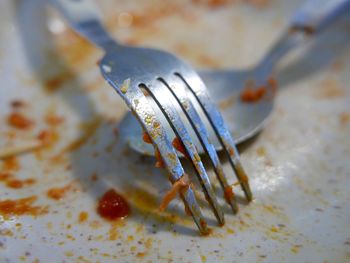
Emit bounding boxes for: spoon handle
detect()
[290,0,350,34]
[257,0,350,75]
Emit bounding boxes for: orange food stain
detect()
[44,113,64,126]
[240,86,267,103]
[199,219,212,236]
[159,174,190,212]
[339,112,350,126]
[154,148,165,168]
[172,137,189,158]
[6,179,23,189]
[44,71,74,92]
[192,0,230,8]
[240,78,277,103]
[224,185,235,203]
[0,196,47,217]
[97,189,130,220]
[136,252,147,258]
[78,211,89,223]
[38,130,56,145]
[0,172,11,181]
[142,132,152,144]
[129,5,177,28]
[47,184,71,200]
[2,156,20,171]
[0,172,35,189]
[7,112,34,130]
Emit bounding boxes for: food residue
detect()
[172,137,189,158]
[0,172,36,189]
[159,174,191,212]
[224,185,235,203]
[143,131,166,167]
[37,130,59,147]
[339,112,350,126]
[44,113,64,126]
[0,196,47,217]
[47,184,71,200]
[7,112,34,130]
[97,189,130,220]
[2,156,20,171]
[44,71,74,92]
[240,86,267,103]
[240,78,277,103]
[142,132,152,144]
[154,148,165,168]
[78,211,89,223]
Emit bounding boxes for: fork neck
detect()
[75,20,122,50]
[49,0,122,51]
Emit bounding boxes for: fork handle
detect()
[290,0,350,34]
[48,0,119,49]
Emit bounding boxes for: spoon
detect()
[120,0,350,155]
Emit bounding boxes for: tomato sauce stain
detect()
[0,196,47,217]
[97,189,130,220]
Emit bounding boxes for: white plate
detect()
[1,0,350,262]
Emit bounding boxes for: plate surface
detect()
[0,0,350,262]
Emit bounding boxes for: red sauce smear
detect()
[224,185,235,203]
[97,189,130,220]
[7,112,34,130]
[142,132,152,144]
[142,131,165,168]
[154,149,165,168]
[240,77,278,103]
[159,174,191,212]
[0,196,47,217]
[240,86,267,103]
[172,137,189,159]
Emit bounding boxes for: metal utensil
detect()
[123,0,350,155]
[49,0,252,234]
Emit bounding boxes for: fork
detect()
[49,0,252,234]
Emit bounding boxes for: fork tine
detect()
[142,80,225,225]
[109,80,209,234]
[174,72,253,202]
[164,75,239,213]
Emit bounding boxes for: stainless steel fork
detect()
[49,0,252,234]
